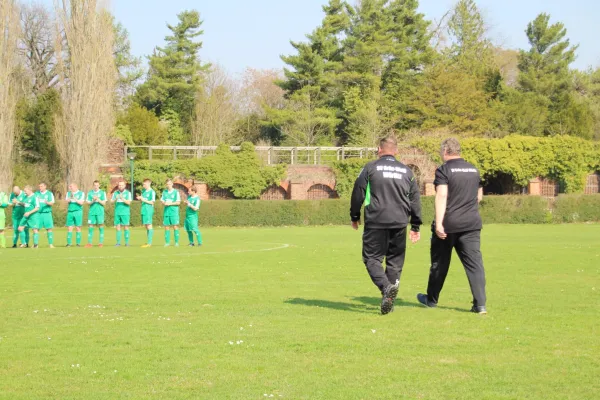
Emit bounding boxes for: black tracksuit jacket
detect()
[350,155,423,231]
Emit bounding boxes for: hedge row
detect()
[2,195,599,228]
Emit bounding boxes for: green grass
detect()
[1,225,599,399]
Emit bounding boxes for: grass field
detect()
[1,225,599,399]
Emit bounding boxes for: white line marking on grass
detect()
[10,243,292,262]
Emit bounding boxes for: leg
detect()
[25,227,30,245]
[124,226,130,245]
[67,226,73,246]
[385,228,407,288]
[194,226,202,245]
[13,217,20,245]
[362,229,391,294]
[47,228,54,246]
[18,226,26,245]
[75,227,82,246]
[32,229,39,246]
[146,224,153,245]
[88,225,95,244]
[0,229,5,248]
[173,225,180,246]
[426,232,456,305]
[115,225,122,245]
[99,225,105,245]
[164,226,171,245]
[455,230,487,308]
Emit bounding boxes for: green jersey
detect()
[9,191,27,217]
[23,193,40,215]
[161,189,181,217]
[186,195,201,218]
[66,190,85,212]
[112,190,132,216]
[87,190,107,216]
[36,190,55,213]
[141,188,156,215]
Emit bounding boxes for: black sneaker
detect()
[188,243,195,247]
[12,244,17,248]
[381,283,399,315]
[33,245,38,249]
[417,293,437,308]
[471,305,488,315]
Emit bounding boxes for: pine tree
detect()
[136,10,208,141]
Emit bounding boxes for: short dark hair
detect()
[379,135,398,152]
[441,138,461,156]
[143,178,151,183]
[166,179,173,184]
[190,186,198,193]
[39,182,47,186]
[93,180,100,184]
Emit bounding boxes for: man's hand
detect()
[136,195,142,201]
[351,221,360,231]
[24,212,30,217]
[409,231,421,244]
[12,198,17,205]
[435,224,447,240]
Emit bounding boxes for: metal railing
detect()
[125,145,429,165]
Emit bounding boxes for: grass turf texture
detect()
[1,225,598,399]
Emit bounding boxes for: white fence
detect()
[125,145,429,165]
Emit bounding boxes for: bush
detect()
[553,194,600,223]
[5,195,596,228]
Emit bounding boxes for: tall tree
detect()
[54,0,117,185]
[0,0,19,192]
[136,10,208,141]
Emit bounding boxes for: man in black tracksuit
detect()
[417,138,488,314]
[350,135,423,315]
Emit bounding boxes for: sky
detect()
[46,0,600,75]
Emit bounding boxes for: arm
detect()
[350,166,369,229]
[0,194,7,208]
[86,193,93,205]
[25,199,40,217]
[76,193,85,205]
[435,185,448,239]
[47,193,55,207]
[124,192,132,206]
[172,192,181,206]
[408,176,423,232]
[477,187,483,204]
[98,193,107,206]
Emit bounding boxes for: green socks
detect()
[67,232,73,246]
[76,232,82,246]
[148,229,154,245]
[19,230,26,245]
[164,230,171,245]
[33,233,39,246]
[124,230,130,245]
[12,231,18,246]
[173,229,180,245]
[47,232,53,245]
[116,230,122,245]
[187,231,194,243]
[99,227,104,244]
[88,227,94,244]
[25,229,30,245]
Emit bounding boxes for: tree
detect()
[136,10,208,140]
[117,103,167,145]
[192,66,241,146]
[54,0,117,185]
[263,86,339,146]
[19,2,59,95]
[113,17,143,108]
[0,0,19,192]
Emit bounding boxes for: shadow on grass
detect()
[285,296,471,314]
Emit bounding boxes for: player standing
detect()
[9,186,28,248]
[161,179,181,247]
[18,185,40,249]
[137,178,156,248]
[0,189,8,248]
[184,186,202,247]
[65,183,85,247]
[36,182,55,248]
[86,180,107,248]
[111,181,132,247]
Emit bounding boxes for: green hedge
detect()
[2,195,600,228]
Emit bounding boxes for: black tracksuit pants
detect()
[426,229,487,307]
[362,228,407,294]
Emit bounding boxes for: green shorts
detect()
[163,215,180,226]
[141,212,154,226]
[12,213,24,229]
[19,216,39,230]
[0,213,5,230]
[39,213,54,229]
[88,214,105,225]
[66,211,83,227]
[114,214,130,226]
[184,216,198,231]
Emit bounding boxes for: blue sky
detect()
[53,0,600,74]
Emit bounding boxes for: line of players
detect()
[0,178,202,249]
